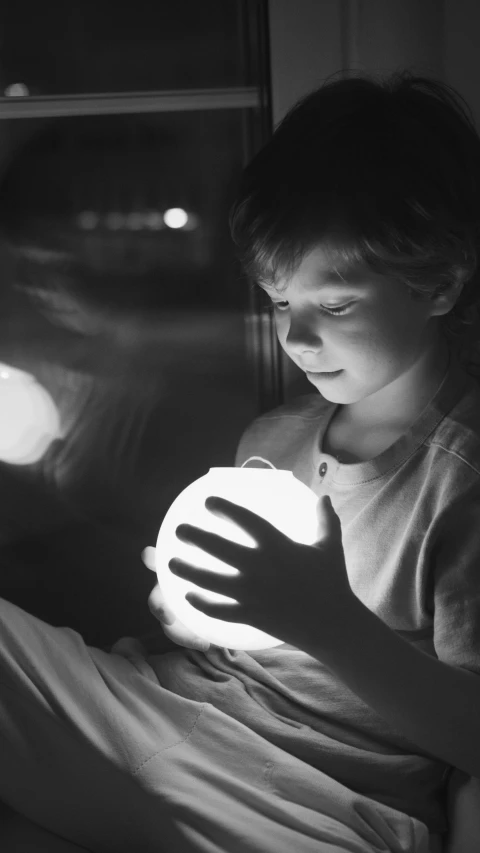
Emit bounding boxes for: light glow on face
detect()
[262,244,445,416]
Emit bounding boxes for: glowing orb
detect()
[0,364,60,464]
[155,466,320,650]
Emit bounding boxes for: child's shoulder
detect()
[245,392,331,433]
[430,372,480,476]
[235,393,332,468]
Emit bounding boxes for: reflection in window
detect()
[0,107,263,644]
[0,108,258,503]
[0,2,271,646]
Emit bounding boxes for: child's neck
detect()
[336,340,450,433]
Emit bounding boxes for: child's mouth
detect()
[306,369,343,380]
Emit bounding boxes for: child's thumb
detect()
[141,546,157,572]
[316,495,341,539]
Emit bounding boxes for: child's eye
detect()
[271,300,352,316]
[319,303,352,316]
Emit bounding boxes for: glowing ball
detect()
[155,465,320,650]
[0,364,60,464]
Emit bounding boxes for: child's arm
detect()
[303,590,480,778]
[173,487,480,778]
[301,493,480,779]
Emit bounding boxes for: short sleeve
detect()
[234,426,253,468]
[233,417,268,468]
[431,492,480,675]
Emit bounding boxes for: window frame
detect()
[0,88,261,119]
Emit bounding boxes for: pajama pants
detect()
[0,597,432,853]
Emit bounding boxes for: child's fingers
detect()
[141,546,157,571]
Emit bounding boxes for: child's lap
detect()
[0,597,205,850]
[0,597,431,852]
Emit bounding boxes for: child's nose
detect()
[285,315,323,355]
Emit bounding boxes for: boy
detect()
[2,70,480,852]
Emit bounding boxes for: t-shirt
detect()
[150,350,480,835]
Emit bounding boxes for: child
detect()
[2,69,480,853]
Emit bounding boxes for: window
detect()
[0,0,347,645]
[0,0,262,95]
[0,0,274,645]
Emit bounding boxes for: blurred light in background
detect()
[77,211,100,230]
[163,207,189,229]
[4,82,30,97]
[76,209,200,231]
[105,212,124,231]
[124,212,144,231]
[144,210,165,230]
[0,364,61,464]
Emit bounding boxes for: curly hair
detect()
[230,69,480,377]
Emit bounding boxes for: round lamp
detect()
[155,462,320,650]
[0,364,60,465]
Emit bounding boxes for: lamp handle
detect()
[241,456,277,470]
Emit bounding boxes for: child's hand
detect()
[142,547,210,652]
[168,495,355,654]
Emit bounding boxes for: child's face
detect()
[258,243,449,413]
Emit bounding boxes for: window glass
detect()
[0,105,265,645]
[0,0,263,96]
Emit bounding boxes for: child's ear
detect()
[431,273,466,317]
